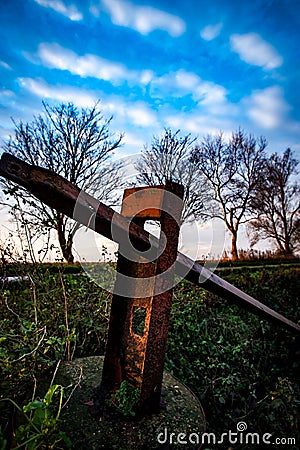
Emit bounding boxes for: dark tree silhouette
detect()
[191,129,267,260]
[248,148,300,256]
[1,101,123,263]
[135,129,211,225]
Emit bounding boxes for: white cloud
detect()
[194,81,227,106]
[122,132,144,150]
[165,111,234,137]
[0,61,12,70]
[38,43,132,84]
[37,43,152,86]
[35,45,228,115]
[89,4,100,17]
[151,69,228,110]
[18,77,98,107]
[245,86,291,129]
[100,0,185,36]
[230,33,283,70]
[140,70,154,85]
[175,70,200,90]
[0,89,15,99]
[98,96,158,127]
[200,23,222,41]
[127,104,157,127]
[33,0,83,21]
[18,77,158,130]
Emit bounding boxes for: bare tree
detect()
[135,129,211,225]
[248,148,300,256]
[0,101,123,263]
[191,129,267,260]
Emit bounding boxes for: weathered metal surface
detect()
[0,153,152,254]
[139,182,184,413]
[122,186,165,219]
[99,244,154,394]
[101,183,184,414]
[0,152,299,335]
[120,249,155,389]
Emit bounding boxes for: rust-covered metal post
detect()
[100,181,184,414]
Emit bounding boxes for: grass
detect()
[166,267,300,449]
[0,263,299,449]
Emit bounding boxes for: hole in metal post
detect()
[131,307,147,337]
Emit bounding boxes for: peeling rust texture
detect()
[139,181,184,414]
[122,186,165,220]
[100,182,184,414]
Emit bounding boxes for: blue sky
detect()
[1,0,300,160]
[0,0,300,260]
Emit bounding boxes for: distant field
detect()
[1,256,299,278]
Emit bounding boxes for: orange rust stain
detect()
[122,187,164,219]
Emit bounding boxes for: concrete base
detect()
[52,356,205,450]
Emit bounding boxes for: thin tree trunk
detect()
[231,230,238,261]
[56,214,74,263]
[279,183,292,255]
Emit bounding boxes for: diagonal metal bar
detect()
[0,152,299,335]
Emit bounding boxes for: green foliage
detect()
[0,267,110,377]
[1,385,71,449]
[1,264,299,448]
[166,267,300,449]
[0,265,110,444]
[109,381,140,418]
[0,262,83,278]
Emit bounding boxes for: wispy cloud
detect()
[100,0,185,36]
[245,86,290,129]
[165,110,235,137]
[33,0,83,21]
[102,97,158,128]
[36,42,151,86]
[127,103,157,127]
[230,33,283,70]
[151,69,228,111]
[122,132,144,150]
[38,42,127,81]
[0,61,12,70]
[200,23,222,41]
[18,77,158,129]
[173,70,200,90]
[18,77,97,107]
[0,89,15,99]
[194,81,227,107]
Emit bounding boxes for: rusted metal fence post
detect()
[99,181,184,415]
